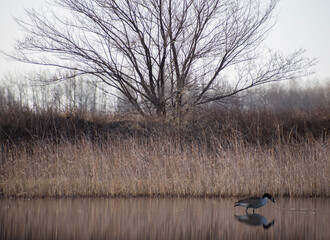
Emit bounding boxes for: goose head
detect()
[263,193,275,203]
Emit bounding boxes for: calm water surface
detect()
[0,197,329,239]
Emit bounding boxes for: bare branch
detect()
[7,0,314,118]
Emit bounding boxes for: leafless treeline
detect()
[0,73,113,114]
[1,73,329,115]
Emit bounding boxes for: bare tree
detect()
[9,0,313,118]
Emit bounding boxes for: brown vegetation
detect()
[1,135,329,198]
[0,80,329,198]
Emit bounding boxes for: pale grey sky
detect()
[1,0,330,81]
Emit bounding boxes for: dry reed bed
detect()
[1,136,328,198]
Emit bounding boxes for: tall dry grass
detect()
[0,78,329,198]
[1,135,328,198]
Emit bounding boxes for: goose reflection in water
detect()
[234,213,275,229]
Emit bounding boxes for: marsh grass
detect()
[1,135,328,198]
[0,80,329,198]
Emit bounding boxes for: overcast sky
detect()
[1,0,330,83]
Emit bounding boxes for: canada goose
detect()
[234,213,275,229]
[234,193,275,213]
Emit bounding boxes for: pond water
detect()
[0,197,329,239]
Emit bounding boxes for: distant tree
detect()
[9,0,314,118]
